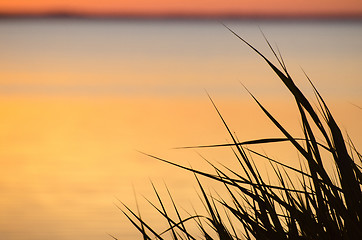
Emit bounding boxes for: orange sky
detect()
[1,0,362,16]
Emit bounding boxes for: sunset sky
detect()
[1,0,362,16]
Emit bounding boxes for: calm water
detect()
[0,19,361,240]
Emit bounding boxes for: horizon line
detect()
[1,11,362,21]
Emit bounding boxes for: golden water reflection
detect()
[0,96,360,239]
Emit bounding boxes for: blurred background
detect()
[0,1,362,239]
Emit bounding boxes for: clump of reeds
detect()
[117,27,362,240]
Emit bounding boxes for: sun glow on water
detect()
[0,20,361,239]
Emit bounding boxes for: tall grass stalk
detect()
[119,28,362,240]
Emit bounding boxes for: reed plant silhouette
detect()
[117,28,362,240]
